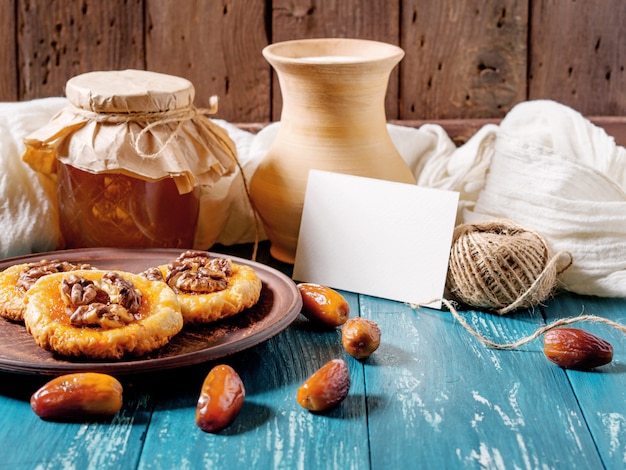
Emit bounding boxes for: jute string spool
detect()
[446,219,572,315]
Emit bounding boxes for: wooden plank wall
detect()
[0,0,624,124]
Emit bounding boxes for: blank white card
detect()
[293,170,459,308]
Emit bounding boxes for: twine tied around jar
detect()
[74,95,220,160]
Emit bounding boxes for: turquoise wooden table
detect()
[1,241,625,469]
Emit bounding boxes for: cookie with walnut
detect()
[143,251,262,325]
[23,269,183,359]
[0,259,94,322]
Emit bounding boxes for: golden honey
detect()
[57,163,200,249]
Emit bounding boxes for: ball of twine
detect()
[446,219,572,314]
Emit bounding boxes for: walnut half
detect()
[61,272,142,330]
[165,251,232,294]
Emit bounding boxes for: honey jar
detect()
[23,69,237,249]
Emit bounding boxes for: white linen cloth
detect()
[1,98,625,297]
[416,100,626,297]
[0,98,66,257]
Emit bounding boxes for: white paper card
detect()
[293,170,459,308]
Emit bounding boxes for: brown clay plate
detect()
[0,248,301,376]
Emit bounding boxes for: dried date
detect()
[297,359,351,412]
[544,328,613,370]
[30,372,123,421]
[196,364,245,433]
[297,283,350,328]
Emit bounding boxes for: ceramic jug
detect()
[250,38,416,263]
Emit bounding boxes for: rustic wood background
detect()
[1,0,624,126]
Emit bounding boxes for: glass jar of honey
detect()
[23,69,237,250]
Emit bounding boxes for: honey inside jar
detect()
[57,163,200,249]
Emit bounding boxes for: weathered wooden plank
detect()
[4,0,626,123]
[529,0,626,116]
[0,372,153,469]
[236,115,626,149]
[391,117,501,146]
[137,292,369,470]
[269,0,401,121]
[542,294,626,468]
[400,0,528,120]
[392,115,626,147]
[363,297,604,468]
[0,0,18,101]
[145,0,270,122]
[589,116,626,149]
[16,0,144,100]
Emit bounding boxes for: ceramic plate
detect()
[0,248,301,376]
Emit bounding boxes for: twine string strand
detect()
[416,298,626,350]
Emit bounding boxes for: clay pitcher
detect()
[250,38,416,263]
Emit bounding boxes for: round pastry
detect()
[23,270,183,359]
[143,251,262,325]
[0,259,94,322]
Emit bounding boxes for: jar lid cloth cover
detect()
[22,69,236,194]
